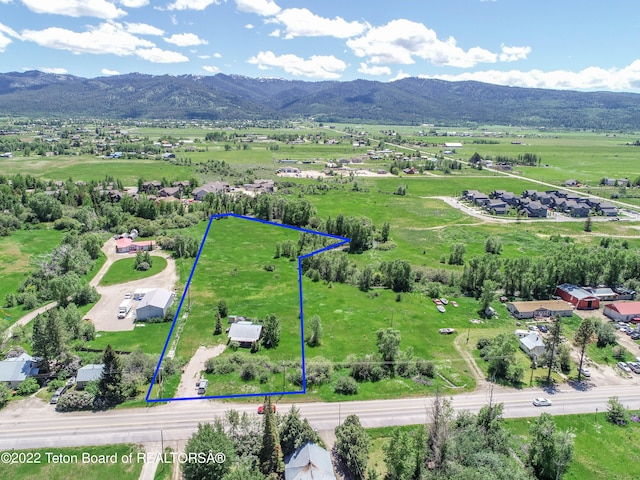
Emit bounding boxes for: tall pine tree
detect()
[258,396,284,476]
[98,344,125,407]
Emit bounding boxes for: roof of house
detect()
[556,284,598,301]
[508,300,573,313]
[604,301,640,316]
[228,321,263,343]
[77,364,104,383]
[285,443,336,480]
[0,353,37,383]
[586,287,616,297]
[138,288,173,310]
[520,332,545,351]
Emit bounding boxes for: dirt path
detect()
[174,344,226,399]
[453,333,490,392]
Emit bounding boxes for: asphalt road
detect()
[2,384,639,451]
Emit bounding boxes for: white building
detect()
[519,333,546,358]
[135,288,175,321]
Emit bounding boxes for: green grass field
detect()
[0,445,143,480]
[99,256,168,287]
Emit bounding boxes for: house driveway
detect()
[173,344,226,399]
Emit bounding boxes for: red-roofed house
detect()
[603,302,640,322]
[115,237,155,254]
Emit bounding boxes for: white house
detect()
[135,288,175,321]
[285,443,335,480]
[228,321,263,348]
[519,333,546,358]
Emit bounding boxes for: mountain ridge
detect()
[0,71,639,129]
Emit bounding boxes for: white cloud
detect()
[347,19,497,68]
[213,52,221,58]
[101,68,120,75]
[167,0,220,11]
[245,24,254,29]
[269,29,280,37]
[198,54,210,59]
[164,32,208,46]
[418,61,640,91]
[358,63,391,76]
[275,8,367,39]
[203,65,220,73]
[119,0,148,6]
[500,45,531,62]
[21,0,126,19]
[22,22,154,56]
[136,47,188,63]
[235,0,280,16]
[390,70,411,82]
[40,67,68,74]
[0,22,20,52]
[248,50,346,79]
[0,0,13,4]
[125,22,164,35]
[21,22,189,63]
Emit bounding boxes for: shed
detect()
[584,287,618,301]
[228,321,263,348]
[603,302,640,322]
[519,333,546,358]
[554,284,599,310]
[285,443,336,480]
[135,288,175,321]
[76,364,104,389]
[0,353,38,388]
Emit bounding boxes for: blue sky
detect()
[1,0,639,92]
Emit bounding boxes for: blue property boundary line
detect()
[145,213,350,402]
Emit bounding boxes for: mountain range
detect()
[1,70,640,129]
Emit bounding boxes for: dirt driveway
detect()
[85,240,178,332]
[174,345,226,399]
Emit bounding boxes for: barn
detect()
[603,302,640,322]
[135,288,175,321]
[554,284,600,310]
[228,321,263,348]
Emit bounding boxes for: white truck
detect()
[118,300,132,319]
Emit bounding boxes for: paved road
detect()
[1,384,639,451]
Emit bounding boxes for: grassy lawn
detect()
[99,256,168,287]
[86,323,173,354]
[505,411,640,480]
[0,445,143,480]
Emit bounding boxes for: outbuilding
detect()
[135,288,175,321]
[603,302,640,322]
[554,284,600,310]
[519,332,546,358]
[228,321,263,348]
[0,353,38,389]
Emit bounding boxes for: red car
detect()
[258,404,276,414]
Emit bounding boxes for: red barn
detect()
[554,284,599,310]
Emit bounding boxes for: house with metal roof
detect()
[519,332,546,358]
[135,288,175,321]
[76,364,104,389]
[0,353,38,388]
[228,321,263,348]
[285,443,336,480]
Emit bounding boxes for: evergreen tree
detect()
[335,414,369,480]
[214,313,223,335]
[97,344,125,406]
[279,405,322,458]
[574,317,596,381]
[258,396,284,476]
[544,317,564,385]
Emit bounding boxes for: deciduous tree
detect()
[574,317,596,381]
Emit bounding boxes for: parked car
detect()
[258,404,276,414]
[618,362,632,373]
[579,367,591,378]
[533,398,552,406]
[124,292,132,299]
[538,325,549,333]
[627,362,640,374]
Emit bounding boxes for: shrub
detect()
[477,338,492,350]
[306,357,332,386]
[416,358,435,378]
[287,369,304,387]
[47,379,66,392]
[334,376,358,395]
[56,391,95,412]
[259,373,269,384]
[16,378,39,396]
[136,261,151,271]
[4,292,16,308]
[240,362,258,381]
[606,396,628,426]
